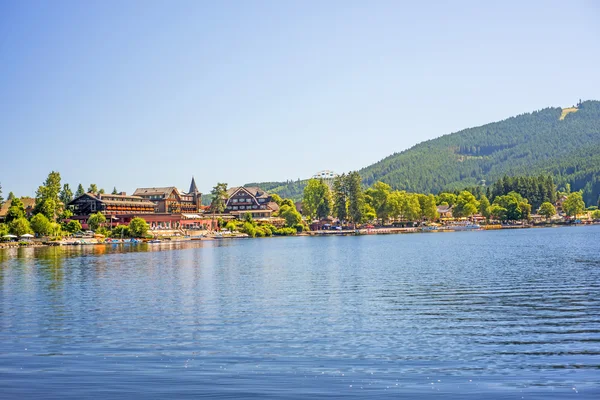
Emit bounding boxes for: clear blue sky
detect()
[1,0,599,197]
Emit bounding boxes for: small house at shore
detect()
[436,205,453,220]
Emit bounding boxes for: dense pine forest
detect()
[248,100,600,205]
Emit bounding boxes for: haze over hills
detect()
[246,100,600,205]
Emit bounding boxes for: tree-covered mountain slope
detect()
[247,100,600,205]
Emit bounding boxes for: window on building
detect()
[258,198,265,203]
[233,199,238,203]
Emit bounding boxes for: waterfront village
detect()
[0,171,599,248]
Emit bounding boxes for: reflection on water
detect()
[1,228,599,399]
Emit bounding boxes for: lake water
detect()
[1,226,599,399]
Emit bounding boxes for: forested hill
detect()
[247,100,600,205]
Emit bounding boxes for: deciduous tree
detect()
[365,181,392,224]
[128,217,149,238]
[65,220,82,234]
[302,179,332,220]
[280,204,302,228]
[30,213,51,236]
[479,195,491,221]
[453,191,479,218]
[418,194,439,221]
[539,202,556,219]
[563,191,585,218]
[87,212,106,231]
[9,217,32,236]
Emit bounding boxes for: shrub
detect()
[242,222,256,238]
[225,221,237,232]
[96,227,111,237]
[274,227,296,236]
[65,220,82,234]
[111,225,130,238]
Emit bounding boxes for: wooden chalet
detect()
[224,186,279,219]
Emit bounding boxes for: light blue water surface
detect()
[1,226,599,399]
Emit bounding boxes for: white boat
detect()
[447,221,481,231]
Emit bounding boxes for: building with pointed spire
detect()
[67,177,216,232]
[133,177,202,214]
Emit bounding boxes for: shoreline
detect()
[1,222,598,250]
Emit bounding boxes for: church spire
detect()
[189,176,199,194]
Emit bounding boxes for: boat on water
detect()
[446,221,482,231]
[148,239,162,244]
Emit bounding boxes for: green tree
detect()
[30,213,51,236]
[271,193,283,206]
[280,198,295,209]
[112,187,118,195]
[332,174,348,222]
[0,223,8,237]
[539,202,556,219]
[436,192,457,206]
[75,184,85,198]
[490,204,507,221]
[49,222,62,237]
[34,171,62,221]
[87,184,98,194]
[479,195,491,221]
[0,182,3,205]
[60,209,73,220]
[347,171,365,226]
[7,191,15,201]
[417,194,439,221]
[365,181,392,224]
[562,191,585,218]
[280,204,302,227]
[5,198,25,223]
[591,210,600,220]
[65,220,82,234]
[59,183,73,206]
[98,188,105,195]
[128,217,149,238]
[210,183,228,214]
[362,203,377,222]
[302,179,332,220]
[493,192,531,222]
[453,191,479,218]
[111,225,130,238]
[9,217,33,236]
[389,191,420,222]
[87,212,106,231]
